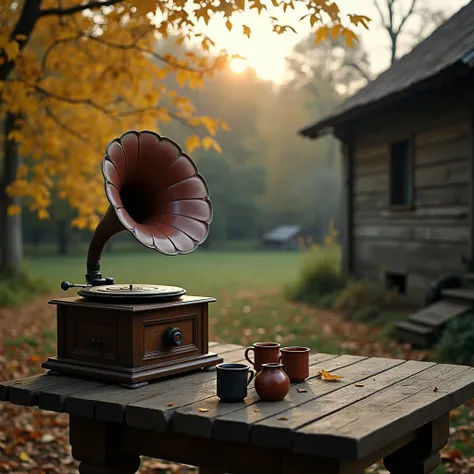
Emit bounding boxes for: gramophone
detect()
[42,130,223,388]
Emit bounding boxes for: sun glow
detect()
[229,57,248,74]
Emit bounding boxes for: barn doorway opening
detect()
[385,272,407,294]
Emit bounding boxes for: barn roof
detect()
[262,225,302,243]
[299,0,474,138]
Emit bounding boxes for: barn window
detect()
[385,271,407,294]
[389,139,413,207]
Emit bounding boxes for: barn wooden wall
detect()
[350,86,473,304]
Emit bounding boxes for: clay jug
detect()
[255,363,290,401]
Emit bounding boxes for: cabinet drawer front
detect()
[141,312,200,363]
[64,308,119,364]
[73,320,118,360]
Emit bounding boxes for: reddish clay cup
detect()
[255,362,290,401]
[244,342,281,372]
[279,346,310,382]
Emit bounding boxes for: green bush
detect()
[334,279,408,325]
[285,241,345,306]
[0,268,49,307]
[435,313,474,365]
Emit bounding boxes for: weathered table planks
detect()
[1,342,474,474]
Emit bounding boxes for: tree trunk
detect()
[0,112,23,275]
[56,220,69,256]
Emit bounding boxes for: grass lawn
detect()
[23,249,344,353]
[25,250,303,296]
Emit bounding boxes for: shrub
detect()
[285,221,345,305]
[0,268,49,307]
[435,313,474,365]
[334,279,408,325]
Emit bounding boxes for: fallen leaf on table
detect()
[277,417,288,421]
[297,388,308,393]
[168,402,174,407]
[253,409,260,412]
[355,383,364,387]
[318,369,343,381]
[433,387,438,392]
[198,408,210,412]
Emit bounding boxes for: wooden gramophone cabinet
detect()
[42,129,223,388]
[43,294,222,388]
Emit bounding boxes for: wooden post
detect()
[383,414,450,473]
[341,129,354,277]
[468,107,474,269]
[69,416,141,474]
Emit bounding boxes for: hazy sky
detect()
[200,0,469,83]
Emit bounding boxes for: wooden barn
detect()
[262,225,305,250]
[299,2,474,346]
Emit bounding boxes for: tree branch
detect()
[0,0,42,82]
[44,105,87,142]
[34,85,120,123]
[86,34,215,73]
[345,62,372,83]
[395,0,418,35]
[39,0,123,17]
[372,0,388,29]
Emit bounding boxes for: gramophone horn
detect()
[85,129,213,285]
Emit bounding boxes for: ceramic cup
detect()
[244,342,281,372]
[216,363,255,403]
[279,346,310,382]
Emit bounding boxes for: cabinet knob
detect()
[163,327,183,347]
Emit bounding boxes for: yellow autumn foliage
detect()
[0,1,370,229]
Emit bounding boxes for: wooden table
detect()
[1,342,474,474]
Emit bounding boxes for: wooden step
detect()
[442,288,474,303]
[408,300,471,329]
[395,321,437,348]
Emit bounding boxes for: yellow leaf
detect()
[19,451,31,462]
[317,369,343,381]
[38,209,50,220]
[15,34,28,41]
[348,14,371,30]
[243,25,251,38]
[202,137,222,153]
[198,407,209,412]
[342,28,358,47]
[355,383,364,387]
[330,24,342,41]
[186,135,201,153]
[4,40,20,61]
[314,26,329,44]
[226,20,233,31]
[17,164,28,178]
[7,204,21,216]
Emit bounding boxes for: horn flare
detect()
[102,129,212,255]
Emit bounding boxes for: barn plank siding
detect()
[350,94,471,304]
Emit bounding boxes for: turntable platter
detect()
[78,284,186,303]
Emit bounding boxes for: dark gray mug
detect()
[216,363,255,402]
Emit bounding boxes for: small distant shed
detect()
[262,225,305,250]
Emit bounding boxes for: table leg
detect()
[383,413,450,474]
[69,416,141,474]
